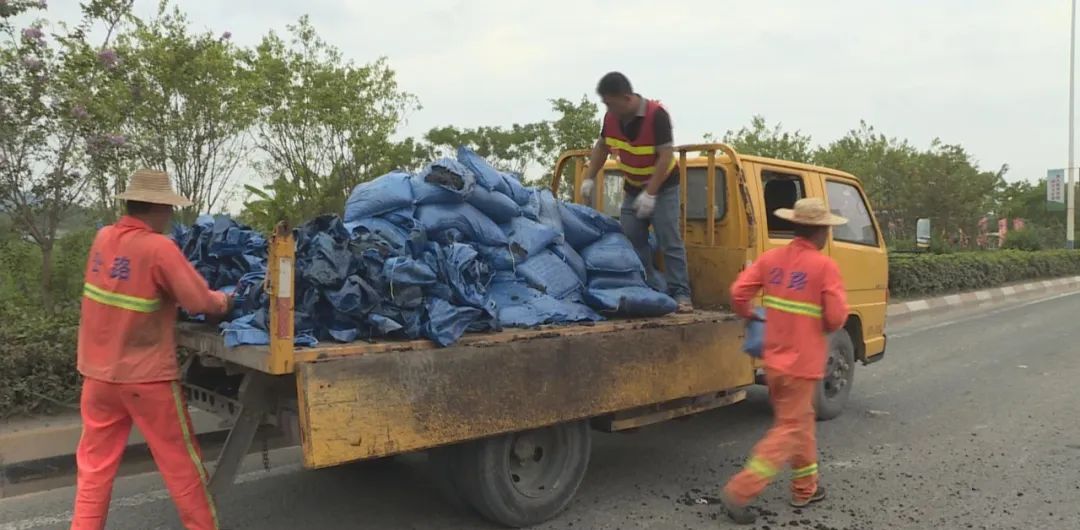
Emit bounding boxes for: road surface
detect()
[3,292,1079,530]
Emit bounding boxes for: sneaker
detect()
[720,492,757,525]
[790,486,826,508]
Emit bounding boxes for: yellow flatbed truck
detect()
[178,144,888,528]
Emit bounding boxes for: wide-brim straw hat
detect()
[774,197,848,226]
[116,168,193,207]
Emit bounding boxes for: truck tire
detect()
[815,329,855,421]
[456,421,592,528]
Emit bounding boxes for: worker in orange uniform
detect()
[720,197,849,525]
[72,169,232,530]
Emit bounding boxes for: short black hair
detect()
[125,200,157,215]
[794,224,827,240]
[597,72,633,97]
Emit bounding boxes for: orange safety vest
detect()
[602,99,677,187]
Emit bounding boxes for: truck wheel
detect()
[457,421,592,528]
[815,329,855,421]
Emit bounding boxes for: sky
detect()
[44,0,1072,187]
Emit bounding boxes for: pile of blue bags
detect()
[175,147,676,348]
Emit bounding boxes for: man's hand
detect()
[633,191,656,219]
[223,293,236,316]
[581,177,595,202]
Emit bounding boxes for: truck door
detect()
[752,163,823,255]
[823,177,888,357]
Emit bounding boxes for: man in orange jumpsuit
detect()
[720,197,849,525]
[72,169,232,530]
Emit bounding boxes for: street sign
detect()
[1048,168,1066,206]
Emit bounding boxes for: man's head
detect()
[597,72,638,118]
[125,200,174,233]
[773,197,848,250]
[116,169,193,233]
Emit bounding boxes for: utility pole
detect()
[1070,0,1077,248]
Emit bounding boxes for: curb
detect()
[0,409,225,468]
[887,275,1080,323]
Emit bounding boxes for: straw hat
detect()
[774,197,848,226]
[116,169,193,207]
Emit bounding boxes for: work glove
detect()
[580,178,595,202]
[633,191,657,219]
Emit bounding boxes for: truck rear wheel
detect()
[456,421,592,528]
[815,329,855,421]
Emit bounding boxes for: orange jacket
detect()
[78,216,228,383]
[730,238,848,379]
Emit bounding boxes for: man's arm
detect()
[644,108,675,196]
[730,258,766,319]
[820,259,849,333]
[152,239,230,316]
[584,136,609,181]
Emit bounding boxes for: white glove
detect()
[633,191,656,219]
[580,178,595,201]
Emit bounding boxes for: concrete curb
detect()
[887,275,1080,324]
[0,409,225,468]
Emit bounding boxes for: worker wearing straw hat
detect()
[72,169,231,530]
[719,198,850,525]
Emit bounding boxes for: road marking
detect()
[890,291,1080,339]
[0,464,302,530]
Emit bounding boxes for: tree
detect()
[242,16,423,230]
[101,2,257,222]
[0,0,127,307]
[718,115,814,163]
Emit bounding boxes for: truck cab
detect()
[556,142,888,417]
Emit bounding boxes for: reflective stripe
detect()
[746,456,779,479]
[763,295,822,319]
[616,158,680,179]
[793,463,819,479]
[605,137,656,155]
[171,382,220,529]
[83,283,161,313]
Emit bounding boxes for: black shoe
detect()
[720,493,757,525]
[790,486,826,508]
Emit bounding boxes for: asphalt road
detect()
[3,292,1080,530]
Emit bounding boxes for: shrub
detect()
[889,250,1080,299]
[1002,229,1043,251]
[0,306,81,418]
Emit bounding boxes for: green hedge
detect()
[889,250,1080,299]
[0,306,81,418]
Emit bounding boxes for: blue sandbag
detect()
[416,203,508,246]
[516,250,582,300]
[535,189,563,233]
[368,313,404,335]
[382,256,438,287]
[501,216,560,259]
[434,243,493,309]
[412,158,476,205]
[488,276,601,327]
[325,275,379,318]
[345,171,414,222]
[477,243,527,271]
[345,217,412,252]
[560,202,621,244]
[580,232,646,274]
[501,172,533,206]
[520,188,541,220]
[424,297,482,347]
[558,202,604,250]
[743,308,766,358]
[457,146,511,195]
[583,286,677,317]
[587,271,647,290]
[551,240,587,284]
[467,185,521,223]
[297,232,351,287]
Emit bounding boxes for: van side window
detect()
[826,180,878,246]
[684,167,726,220]
[762,170,805,237]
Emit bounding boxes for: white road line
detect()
[890,291,1080,339]
[0,464,303,530]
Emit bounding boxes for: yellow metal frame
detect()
[266,221,296,375]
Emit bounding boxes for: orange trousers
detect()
[71,378,219,530]
[724,372,819,504]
